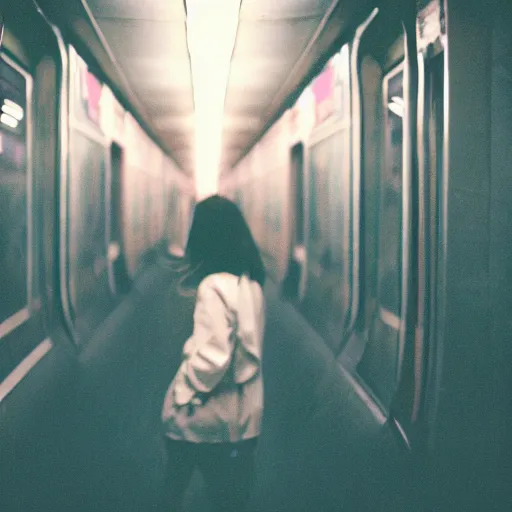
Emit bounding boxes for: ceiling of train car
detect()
[221,0,334,172]
[84,0,371,180]
[221,0,376,174]
[86,0,195,174]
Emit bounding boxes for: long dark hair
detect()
[177,195,265,292]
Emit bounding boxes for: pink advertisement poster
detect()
[85,71,102,124]
[312,61,334,125]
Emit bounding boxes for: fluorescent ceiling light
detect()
[1,112,19,128]
[185,0,241,200]
[388,98,404,118]
[391,96,404,106]
[4,98,23,110]
[2,101,24,121]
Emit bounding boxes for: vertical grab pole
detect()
[397,8,419,386]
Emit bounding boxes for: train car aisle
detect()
[245,280,409,512]
[0,261,194,512]
[0,261,410,512]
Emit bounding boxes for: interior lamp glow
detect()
[185,0,241,200]
[2,100,24,121]
[0,112,19,129]
[388,96,404,118]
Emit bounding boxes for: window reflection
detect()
[0,57,28,324]
[68,134,106,313]
[305,130,349,345]
[379,67,404,316]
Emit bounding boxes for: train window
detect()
[305,127,350,349]
[379,65,404,317]
[357,60,405,409]
[308,137,331,277]
[0,55,28,332]
[68,133,107,313]
[67,47,113,323]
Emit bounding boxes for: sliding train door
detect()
[351,0,445,449]
[108,141,131,294]
[391,3,445,450]
[354,4,413,416]
[282,142,305,301]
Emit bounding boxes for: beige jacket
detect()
[161,273,265,443]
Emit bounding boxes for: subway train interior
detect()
[0,0,510,511]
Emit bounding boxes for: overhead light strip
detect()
[185,0,241,200]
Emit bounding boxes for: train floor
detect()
[0,260,413,512]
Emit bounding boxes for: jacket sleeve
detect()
[172,280,233,406]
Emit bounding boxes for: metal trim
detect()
[0,308,30,339]
[412,50,427,422]
[392,417,412,449]
[338,364,387,425]
[52,24,78,343]
[0,338,53,403]
[31,0,78,343]
[426,0,449,447]
[397,15,419,386]
[340,44,352,336]
[347,7,379,335]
